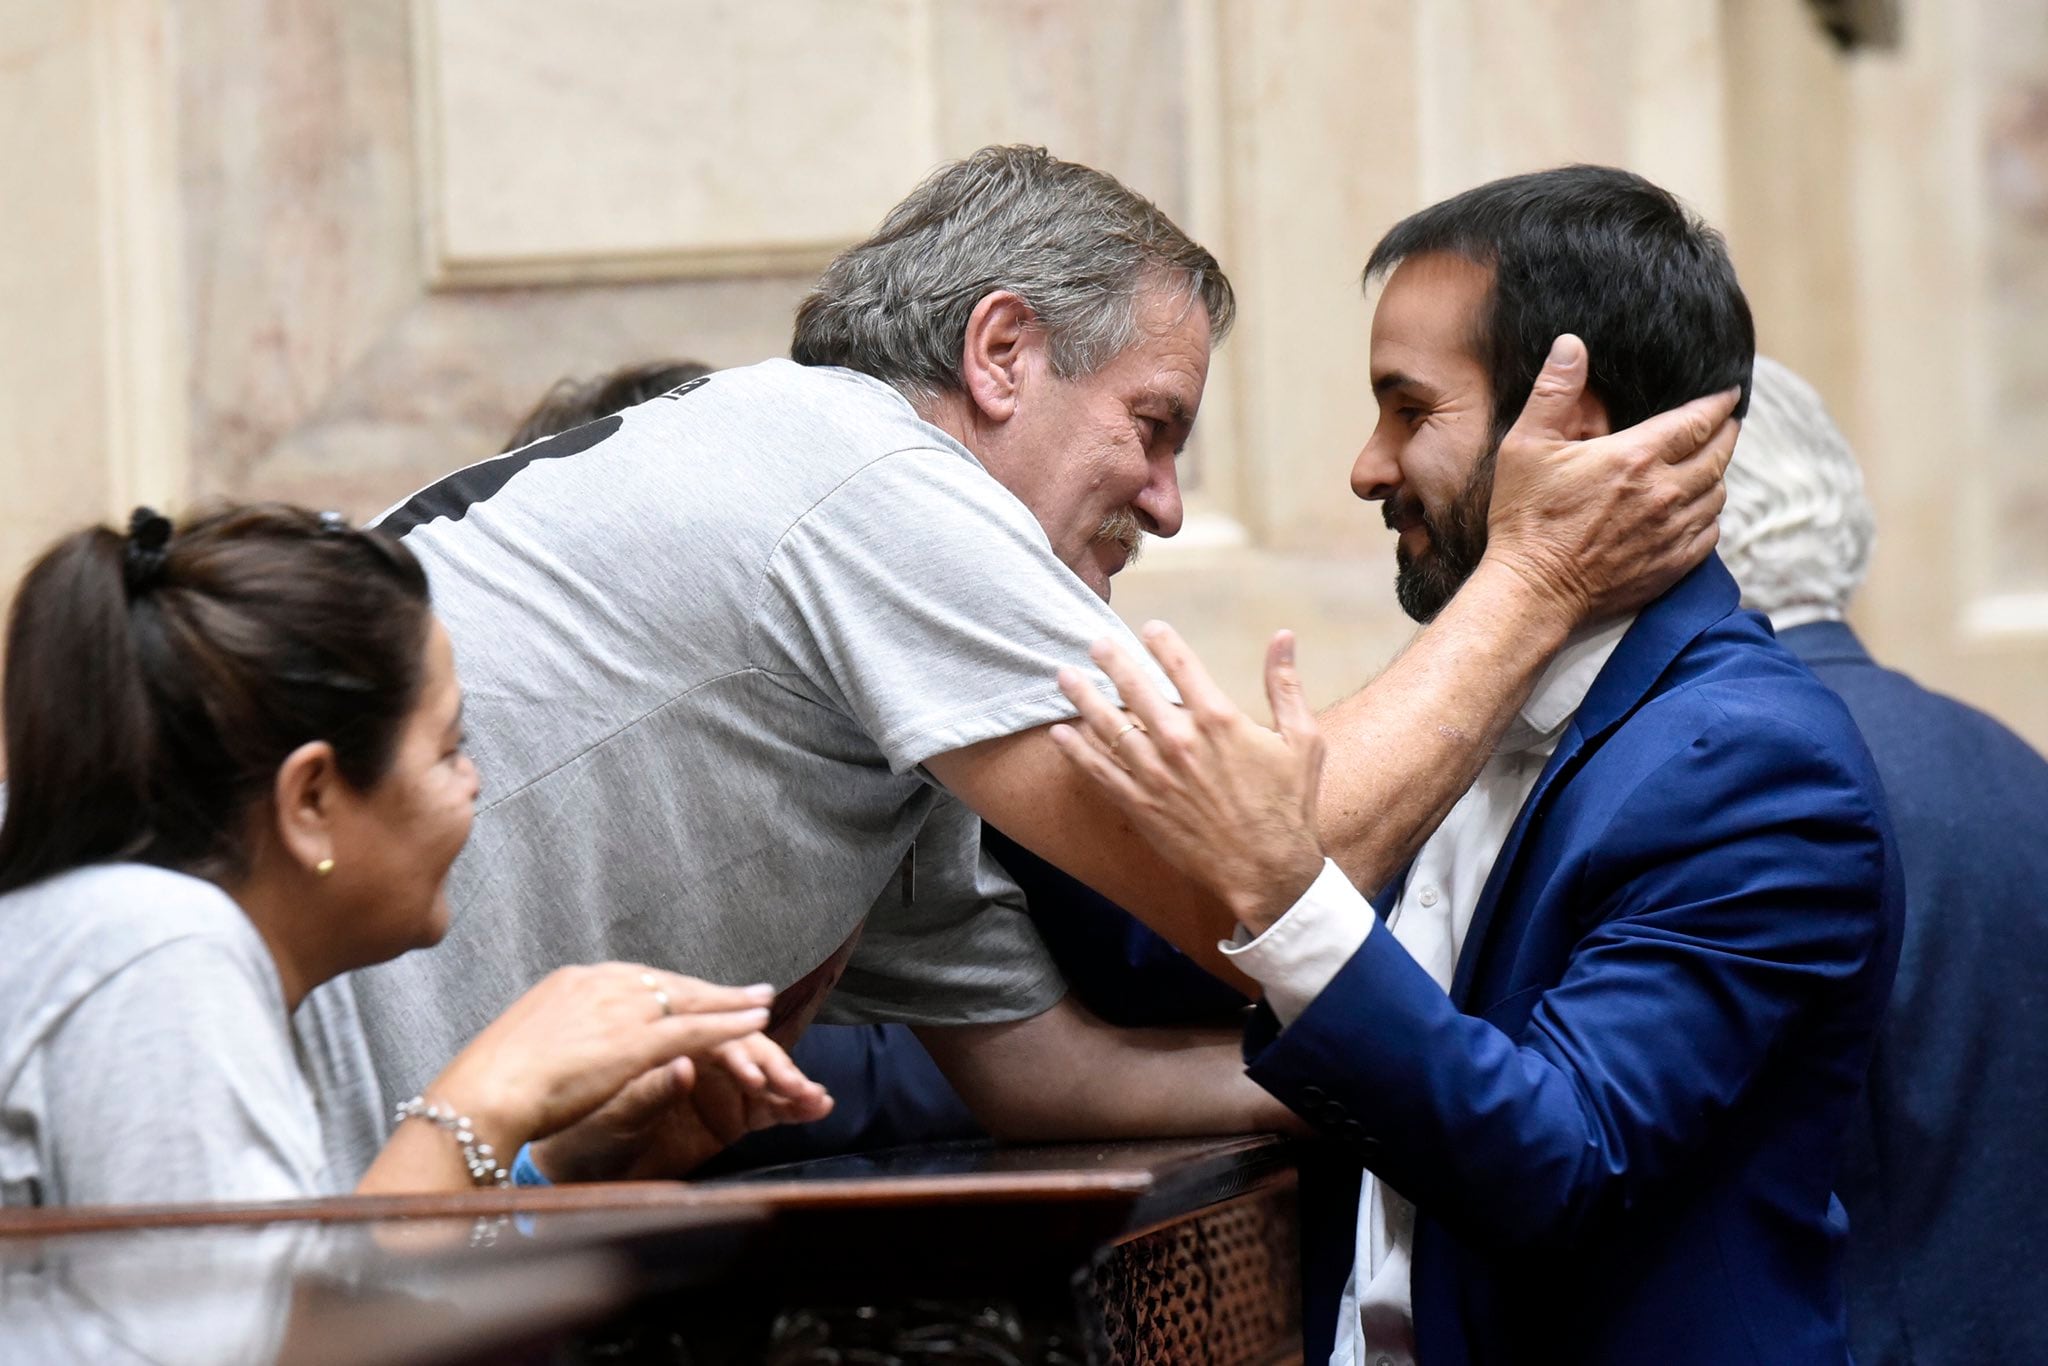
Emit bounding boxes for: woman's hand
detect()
[424,964,776,1157]
[1051,622,1327,937]
[623,1032,837,1179]
[535,1030,835,1182]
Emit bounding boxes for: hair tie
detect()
[123,506,173,596]
[317,510,350,535]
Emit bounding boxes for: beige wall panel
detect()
[0,0,184,637]
[1416,0,1631,200]
[421,0,937,282]
[1979,0,2048,592]
[1846,6,1983,655]
[253,275,814,519]
[1720,0,1860,410]
[0,1,119,592]
[180,0,423,500]
[927,0,1190,220]
[177,0,1220,522]
[1624,0,1729,225]
[176,0,821,516]
[1209,0,1416,553]
[1418,0,1726,215]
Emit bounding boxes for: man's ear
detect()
[272,740,341,876]
[958,291,1041,425]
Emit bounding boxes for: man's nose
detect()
[1351,425,1400,502]
[1134,461,1185,538]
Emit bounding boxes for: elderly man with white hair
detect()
[1721,356,2048,1366]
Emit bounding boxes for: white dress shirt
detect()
[1223,617,1631,1366]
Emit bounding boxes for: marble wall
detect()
[0,1,183,595]
[1985,0,2048,593]
[176,0,1214,518]
[3,0,2045,744]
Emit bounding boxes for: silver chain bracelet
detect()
[392,1095,510,1188]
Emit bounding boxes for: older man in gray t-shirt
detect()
[323,360,1135,1142]
[308,147,1737,1174]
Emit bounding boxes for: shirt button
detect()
[1377,1357,1395,1366]
[1418,885,1440,907]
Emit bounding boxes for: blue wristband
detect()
[510,1142,553,1188]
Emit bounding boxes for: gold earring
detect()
[314,858,335,878]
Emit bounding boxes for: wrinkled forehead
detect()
[1108,284,1215,408]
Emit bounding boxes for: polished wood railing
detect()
[0,1135,1303,1365]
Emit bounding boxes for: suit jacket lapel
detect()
[1447,557,1744,1008]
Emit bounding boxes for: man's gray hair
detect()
[791,145,1234,401]
[1719,355,1877,625]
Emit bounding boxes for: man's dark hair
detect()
[1365,165,1754,444]
[0,504,431,892]
[504,360,714,451]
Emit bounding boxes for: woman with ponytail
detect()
[0,504,828,1207]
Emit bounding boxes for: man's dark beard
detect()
[1385,446,1497,623]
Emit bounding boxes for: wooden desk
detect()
[0,1136,1302,1365]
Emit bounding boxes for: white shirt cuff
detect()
[1218,857,1378,1026]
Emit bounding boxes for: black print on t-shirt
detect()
[376,414,624,539]
[659,376,711,401]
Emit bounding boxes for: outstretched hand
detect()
[1486,334,1740,627]
[428,965,777,1148]
[1052,622,1326,936]
[535,1029,834,1182]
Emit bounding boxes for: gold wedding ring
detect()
[1108,719,1145,753]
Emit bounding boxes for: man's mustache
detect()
[1382,492,1428,536]
[1097,508,1146,567]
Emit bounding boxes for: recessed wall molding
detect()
[410,0,941,288]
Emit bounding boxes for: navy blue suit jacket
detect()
[1781,621,2048,1366]
[1247,559,1903,1365]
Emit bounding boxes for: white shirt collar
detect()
[1498,613,1635,755]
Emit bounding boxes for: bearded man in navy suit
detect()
[1052,167,1902,1365]
[1721,357,2048,1366]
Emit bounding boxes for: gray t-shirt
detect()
[0,865,336,1207]
[310,360,1165,1165]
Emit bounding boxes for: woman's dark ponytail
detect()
[0,527,162,893]
[0,503,432,895]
